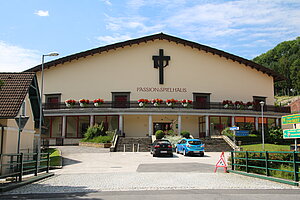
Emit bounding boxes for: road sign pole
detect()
[17,115,21,154]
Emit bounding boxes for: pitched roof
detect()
[0,73,36,118]
[25,33,284,81]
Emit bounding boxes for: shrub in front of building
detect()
[155,130,165,139]
[180,130,190,139]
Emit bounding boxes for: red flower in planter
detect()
[93,99,104,104]
[79,99,90,104]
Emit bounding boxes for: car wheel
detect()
[153,153,156,157]
[183,149,187,156]
[200,152,204,157]
[169,154,173,157]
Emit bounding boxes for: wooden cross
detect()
[152,49,171,84]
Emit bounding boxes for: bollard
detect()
[137,144,140,152]
[123,144,126,152]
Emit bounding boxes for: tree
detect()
[253,37,300,96]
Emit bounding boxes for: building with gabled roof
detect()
[0,72,41,154]
[26,33,290,146]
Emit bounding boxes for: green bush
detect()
[84,122,105,140]
[221,127,234,137]
[91,135,113,143]
[180,130,190,139]
[155,130,165,139]
[268,126,284,144]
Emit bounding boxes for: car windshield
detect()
[188,141,202,145]
[158,141,171,145]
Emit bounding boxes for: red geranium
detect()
[93,99,104,104]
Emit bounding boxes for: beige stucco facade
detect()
[0,94,36,154]
[37,40,274,104]
[33,35,288,141]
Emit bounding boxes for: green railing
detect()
[0,153,50,183]
[230,151,300,182]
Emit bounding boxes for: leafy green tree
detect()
[253,37,300,96]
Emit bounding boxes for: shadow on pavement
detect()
[62,157,82,166]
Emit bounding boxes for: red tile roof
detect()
[0,73,36,118]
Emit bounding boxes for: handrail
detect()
[43,101,291,113]
[222,135,240,150]
[231,151,300,182]
[0,152,51,183]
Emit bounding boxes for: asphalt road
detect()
[1,146,299,199]
[2,189,300,200]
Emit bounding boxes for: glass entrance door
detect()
[153,122,172,135]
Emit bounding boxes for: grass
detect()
[241,143,290,151]
[42,148,62,167]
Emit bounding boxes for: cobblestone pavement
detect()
[3,146,299,194]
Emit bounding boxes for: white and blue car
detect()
[175,139,205,157]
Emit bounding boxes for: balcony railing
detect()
[43,101,291,113]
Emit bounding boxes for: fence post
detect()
[265,151,269,176]
[46,153,50,173]
[231,151,234,170]
[35,153,38,176]
[245,151,248,173]
[293,152,299,182]
[19,153,23,182]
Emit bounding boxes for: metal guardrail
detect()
[230,151,300,182]
[0,153,50,183]
[43,101,291,113]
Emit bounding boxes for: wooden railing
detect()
[43,101,291,113]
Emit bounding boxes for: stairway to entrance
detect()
[115,137,152,152]
[201,137,233,152]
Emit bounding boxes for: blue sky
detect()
[0,0,299,72]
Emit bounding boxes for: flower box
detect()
[181,99,192,107]
[65,99,76,107]
[79,99,90,107]
[152,98,163,107]
[138,99,149,107]
[166,99,178,107]
[93,98,104,107]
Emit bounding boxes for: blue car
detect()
[175,139,205,156]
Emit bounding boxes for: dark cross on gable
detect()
[152,49,171,84]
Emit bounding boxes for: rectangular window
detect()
[66,116,77,138]
[47,116,62,138]
[199,116,206,138]
[209,116,231,136]
[78,116,90,138]
[45,94,61,109]
[235,117,255,131]
[112,92,130,108]
[193,93,210,109]
[253,96,266,111]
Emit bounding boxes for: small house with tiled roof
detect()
[0,72,41,154]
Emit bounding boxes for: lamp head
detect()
[45,52,59,56]
[259,101,265,106]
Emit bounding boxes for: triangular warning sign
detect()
[214,152,228,173]
[216,158,226,167]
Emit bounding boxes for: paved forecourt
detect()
[2,146,299,194]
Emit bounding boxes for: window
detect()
[253,96,266,111]
[209,116,232,136]
[112,92,130,108]
[199,116,206,138]
[44,116,62,138]
[193,93,210,109]
[45,94,61,109]
[234,117,255,131]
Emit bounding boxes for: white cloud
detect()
[0,41,40,72]
[105,15,165,33]
[101,0,112,6]
[96,34,132,45]
[34,10,49,17]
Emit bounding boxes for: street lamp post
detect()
[38,52,59,166]
[260,101,265,150]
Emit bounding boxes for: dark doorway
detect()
[153,122,172,134]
